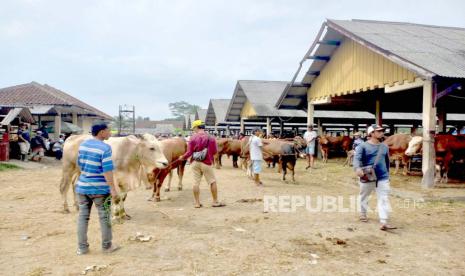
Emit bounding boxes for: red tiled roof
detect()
[0,81,112,119]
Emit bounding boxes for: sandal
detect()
[212,202,226,207]
[359,215,368,222]
[380,224,397,231]
[194,204,203,208]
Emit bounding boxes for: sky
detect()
[1,0,465,119]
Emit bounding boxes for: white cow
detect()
[60,134,168,220]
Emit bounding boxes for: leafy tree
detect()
[169,101,200,119]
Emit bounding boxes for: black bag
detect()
[359,144,384,183]
[192,136,210,161]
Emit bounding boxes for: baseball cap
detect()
[367,124,385,135]
[191,120,204,130]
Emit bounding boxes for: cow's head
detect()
[293,136,307,150]
[405,136,423,156]
[136,133,168,171]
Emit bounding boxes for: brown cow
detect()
[382,133,413,175]
[319,136,352,163]
[241,136,306,182]
[148,137,187,202]
[215,138,241,169]
[405,135,465,183]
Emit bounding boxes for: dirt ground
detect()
[1,157,465,276]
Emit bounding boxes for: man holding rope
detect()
[76,121,120,255]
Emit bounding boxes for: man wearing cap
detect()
[76,121,120,255]
[303,125,317,169]
[250,127,264,186]
[180,120,224,208]
[353,124,396,231]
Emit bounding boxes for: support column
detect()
[266,117,272,138]
[375,99,382,126]
[307,102,314,126]
[279,121,284,136]
[438,108,447,134]
[72,112,78,126]
[389,124,395,135]
[421,80,436,188]
[54,111,62,138]
[240,118,245,133]
[317,119,323,135]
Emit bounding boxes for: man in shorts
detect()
[180,120,225,208]
[250,127,264,186]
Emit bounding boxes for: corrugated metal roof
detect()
[206,99,230,125]
[196,108,207,122]
[327,19,465,79]
[277,19,465,109]
[226,80,307,121]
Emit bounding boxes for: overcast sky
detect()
[1,0,465,119]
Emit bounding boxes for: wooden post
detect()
[411,124,418,135]
[54,111,62,138]
[266,117,272,138]
[375,99,382,125]
[279,121,284,136]
[72,112,78,126]
[307,102,314,126]
[438,108,446,134]
[421,80,436,188]
[317,119,323,135]
[240,118,245,133]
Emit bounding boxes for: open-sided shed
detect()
[277,19,465,187]
[225,80,307,136]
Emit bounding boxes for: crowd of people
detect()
[16,123,65,162]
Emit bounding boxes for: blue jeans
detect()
[77,193,112,250]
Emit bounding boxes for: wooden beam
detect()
[306,55,330,61]
[375,99,382,125]
[306,71,320,76]
[438,108,446,133]
[421,80,436,188]
[317,40,341,46]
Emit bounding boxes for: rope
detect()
[103,196,113,226]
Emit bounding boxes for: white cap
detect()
[367,124,385,135]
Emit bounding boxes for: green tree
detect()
[169,101,200,119]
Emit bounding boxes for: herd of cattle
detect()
[59,132,465,220]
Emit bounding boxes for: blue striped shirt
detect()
[76,139,114,195]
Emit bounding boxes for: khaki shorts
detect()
[191,161,216,186]
[19,142,30,154]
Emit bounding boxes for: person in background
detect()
[303,125,317,170]
[353,124,396,231]
[39,123,49,139]
[30,130,47,162]
[179,120,225,208]
[76,121,120,255]
[353,132,364,151]
[249,127,264,186]
[52,134,65,160]
[17,123,31,161]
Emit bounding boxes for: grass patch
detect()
[0,163,21,171]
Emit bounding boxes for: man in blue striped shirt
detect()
[76,121,120,255]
